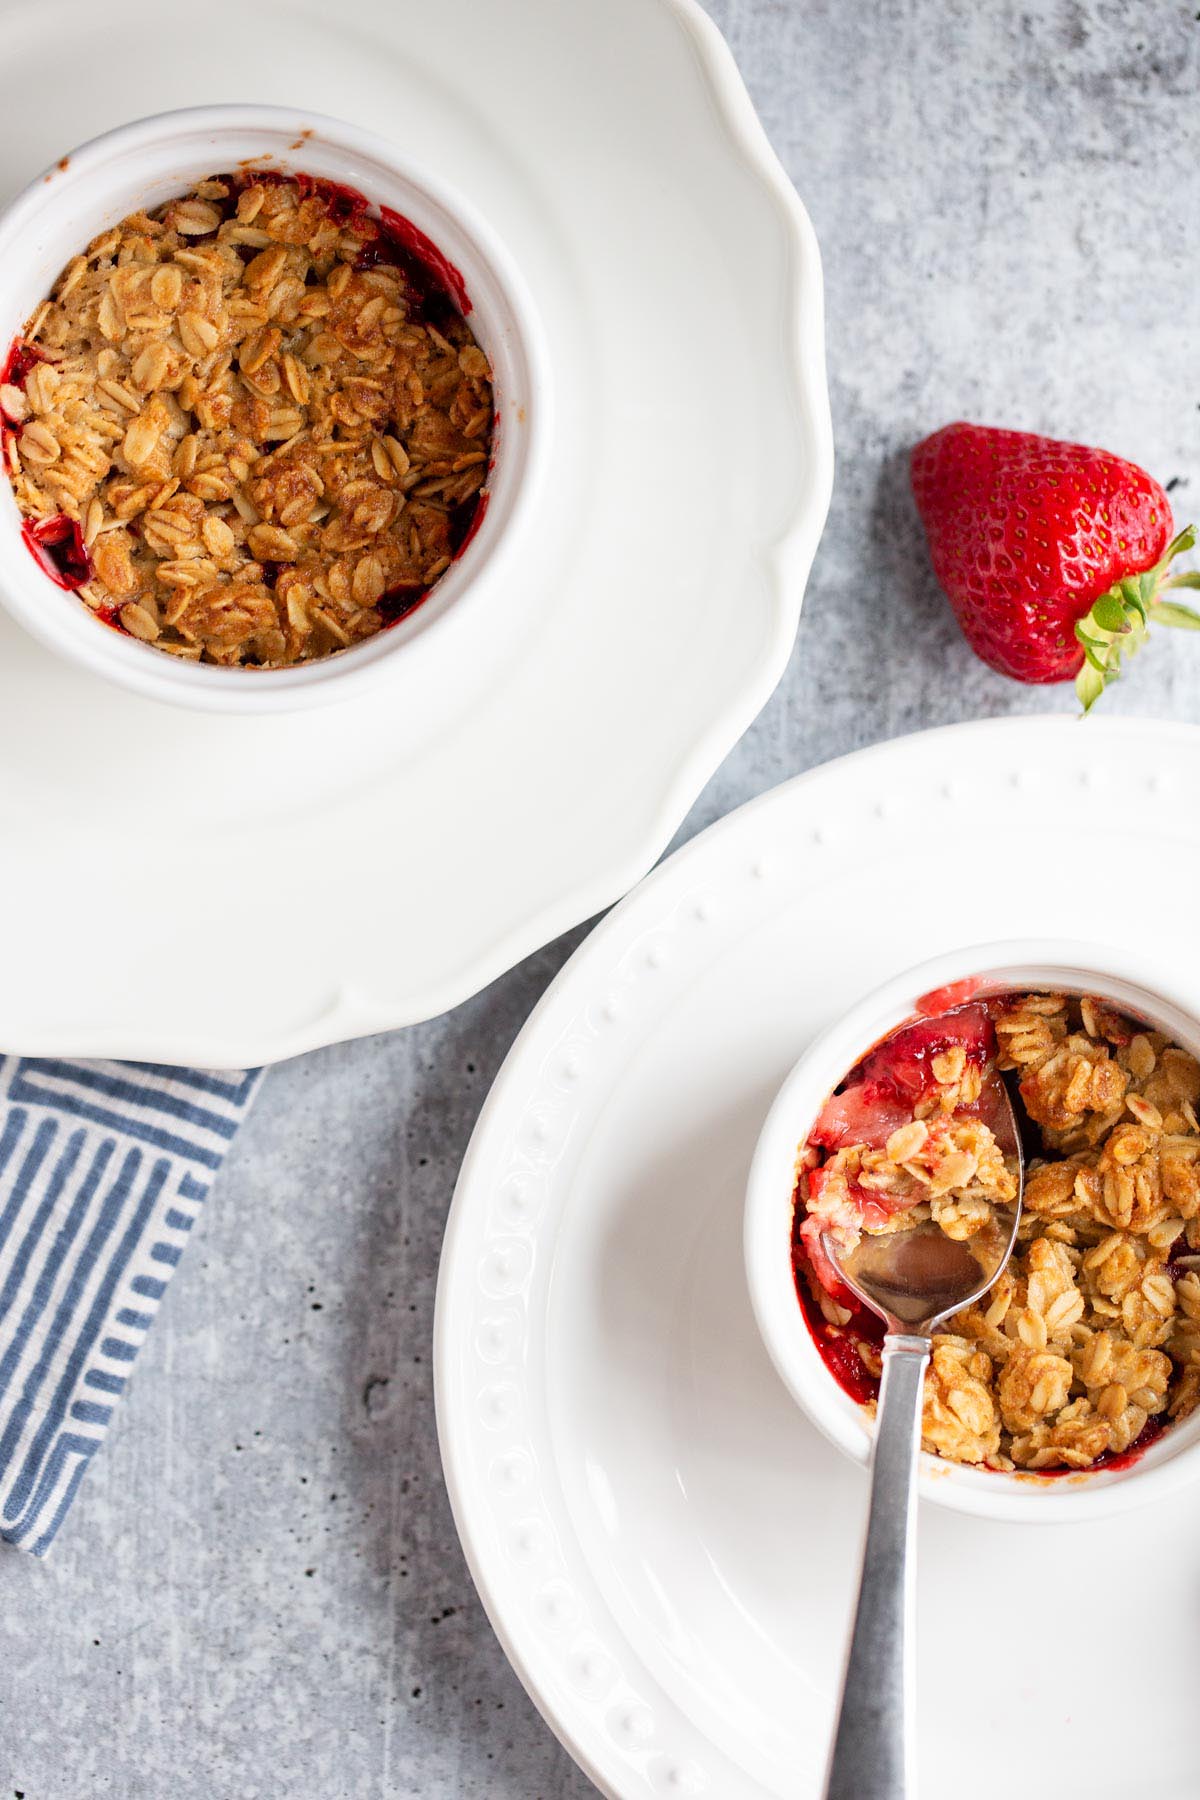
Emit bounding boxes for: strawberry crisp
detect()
[793,993,1200,1472]
[0,172,494,666]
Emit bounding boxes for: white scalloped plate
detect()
[0,0,830,1065]
[436,716,1200,1800]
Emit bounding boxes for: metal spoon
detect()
[822,1078,1024,1800]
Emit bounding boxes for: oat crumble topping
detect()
[794,993,1200,1472]
[0,172,494,666]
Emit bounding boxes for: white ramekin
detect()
[0,105,548,712]
[745,940,1200,1521]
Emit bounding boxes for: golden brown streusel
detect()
[1,172,494,666]
[795,992,1200,1473]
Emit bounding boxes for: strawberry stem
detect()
[1075,523,1199,713]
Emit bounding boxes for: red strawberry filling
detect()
[915,977,981,1015]
[797,1213,852,1306]
[859,1004,992,1100]
[21,513,92,590]
[0,338,51,392]
[809,1004,993,1150]
[808,1083,912,1152]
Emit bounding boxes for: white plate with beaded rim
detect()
[0,0,830,1066]
[435,715,1200,1800]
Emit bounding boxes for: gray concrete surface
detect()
[3,1,1199,1795]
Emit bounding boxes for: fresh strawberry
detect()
[798,1212,853,1304]
[911,422,1199,710]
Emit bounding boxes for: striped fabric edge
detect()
[0,1054,263,1554]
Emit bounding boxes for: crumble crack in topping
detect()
[793,993,1200,1473]
[0,172,494,666]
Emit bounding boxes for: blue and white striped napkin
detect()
[0,1054,262,1554]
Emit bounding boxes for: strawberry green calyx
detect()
[1075,524,1200,713]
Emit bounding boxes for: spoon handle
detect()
[823,1332,930,1800]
